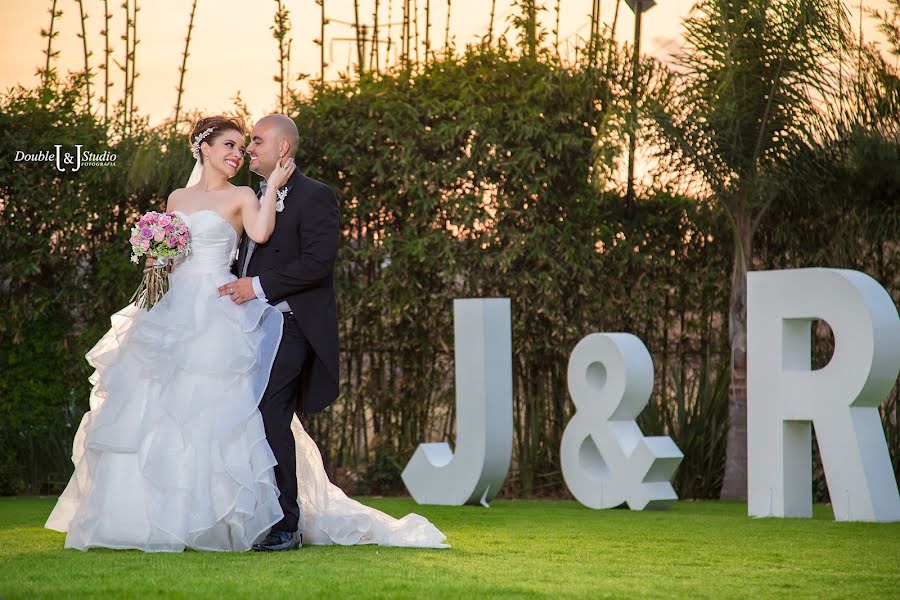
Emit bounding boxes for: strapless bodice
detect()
[171,210,239,274]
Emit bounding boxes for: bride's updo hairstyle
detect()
[189,115,246,164]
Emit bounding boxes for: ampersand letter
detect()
[561,333,683,510]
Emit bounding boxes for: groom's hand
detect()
[218,277,256,305]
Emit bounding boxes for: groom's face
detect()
[247,122,285,179]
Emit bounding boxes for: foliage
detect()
[640,353,731,500]
[290,41,737,499]
[0,74,208,495]
[0,15,897,503]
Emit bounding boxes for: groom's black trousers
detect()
[258,311,311,534]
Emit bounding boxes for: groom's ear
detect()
[279,139,290,158]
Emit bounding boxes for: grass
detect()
[0,496,898,598]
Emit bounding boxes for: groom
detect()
[220,114,340,551]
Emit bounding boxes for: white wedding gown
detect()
[45,209,448,551]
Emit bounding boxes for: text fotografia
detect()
[14,145,117,172]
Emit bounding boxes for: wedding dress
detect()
[46,209,447,551]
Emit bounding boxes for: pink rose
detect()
[165,224,175,234]
[153,227,166,242]
[140,227,153,239]
[140,239,151,251]
[166,236,178,248]
[129,235,140,246]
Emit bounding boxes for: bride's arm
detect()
[238,186,277,243]
[240,158,296,243]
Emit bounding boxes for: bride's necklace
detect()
[200,181,228,193]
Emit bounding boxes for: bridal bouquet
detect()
[128,211,191,309]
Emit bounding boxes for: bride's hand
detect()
[268,157,296,190]
[143,256,172,274]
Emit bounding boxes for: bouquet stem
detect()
[129,264,170,310]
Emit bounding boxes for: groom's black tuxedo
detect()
[233,170,340,414]
[232,169,340,534]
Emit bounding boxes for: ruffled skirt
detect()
[45,267,284,552]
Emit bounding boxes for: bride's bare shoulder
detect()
[232,185,257,205]
[166,187,187,211]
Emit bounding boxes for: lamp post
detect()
[624,0,655,219]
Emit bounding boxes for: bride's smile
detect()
[200,129,246,177]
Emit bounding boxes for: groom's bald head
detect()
[248,114,300,178]
[257,114,300,157]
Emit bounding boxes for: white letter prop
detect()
[561,333,683,510]
[748,269,900,522]
[402,298,513,506]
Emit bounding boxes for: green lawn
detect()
[0,496,898,598]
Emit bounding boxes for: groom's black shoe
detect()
[252,529,302,552]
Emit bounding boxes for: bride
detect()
[45,115,447,552]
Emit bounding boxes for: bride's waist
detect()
[170,257,234,277]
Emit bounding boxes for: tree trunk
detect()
[720,212,752,500]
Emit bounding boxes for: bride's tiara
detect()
[190,127,215,160]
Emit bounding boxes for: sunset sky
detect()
[0,1,891,125]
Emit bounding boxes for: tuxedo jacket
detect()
[233,170,340,414]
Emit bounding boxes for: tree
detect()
[646,0,850,499]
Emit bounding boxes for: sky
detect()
[0,1,891,125]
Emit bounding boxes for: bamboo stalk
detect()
[315,0,327,82]
[402,0,410,69]
[554,0,561,58]
[101,0,112,125]
[371,0,380,73]
[488,0,497,44]
[355,0,366,75]
[173,0,198,130]
[277,1,284,109]
[121,0,131,133]
[272,1,292,111]
[129,1,139,127]
[605,0,623,73]
[322,0,327,80]
[414,0,420,67]
[41,0,61,86]
[424,0,431,59]
[386,0,394,65]
[527,0,537,58]
[444,0,451,50]
[76,0,92,111]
